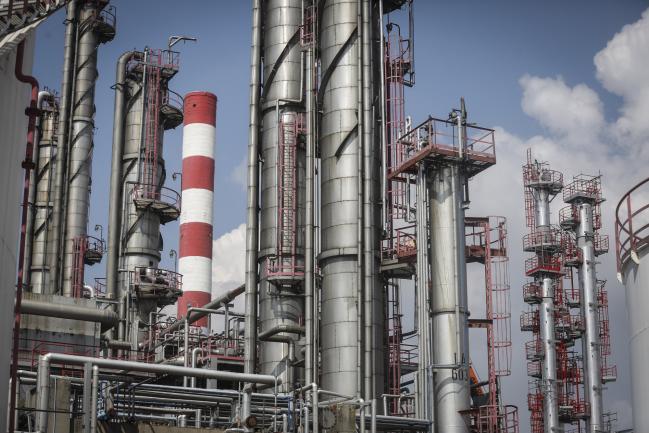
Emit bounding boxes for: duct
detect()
[428,164,470,433]
[35,353,280,432]
[318,0,362,398]
[49,0,77,295]
[20,298,119,328]
[106,50,143,302]
[577,202,603,432]
[258,0,306,391]
[244,0,262,383]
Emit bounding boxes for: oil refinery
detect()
[0,1,646,433]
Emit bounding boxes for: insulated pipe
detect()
[35,353,280,433]
[576,202,603,432]
[244,0,262,380]
[415,163,430,421]
[107,50,144,301]
[428,164,470,433]
[304,3,315,386]
[20,299,120,327]
[9,38,40,433]
[178,91,217,326]
[49,0,77,295]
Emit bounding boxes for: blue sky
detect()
[32,1,649,431]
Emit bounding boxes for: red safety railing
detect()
[563,175,602,203]
[520,310,539,332]
[131,266,182,292]
[615,176,649,272]
[525,338,543,360]
[522,228,562,251]
[522,282,541,304]
[525,254,563,276]
[131,183,181,208]
[477,405,519,433]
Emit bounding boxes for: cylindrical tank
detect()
[616,178,649,433]
[178,91,217,328]
[258,0,305,389]
[428,164,470,433]
[30,95,59,294]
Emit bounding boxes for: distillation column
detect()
[428,164,470,433]
[318,0,384,397]
[177,92,217,326]
[115,49,183,346]
[29,94,59,294]
[524,160,563,433]
[257,0,306,388]
[567,189,603,432]
[61,0,114,296]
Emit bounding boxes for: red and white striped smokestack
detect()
[178,91,217,327]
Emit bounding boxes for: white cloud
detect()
[519,75,605,145]
[212,223,246,301]
[595,8,649,145]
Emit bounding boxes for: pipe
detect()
[304,2,315,386]
[244,1,262,427]
[258,324,305,342]
[361,0,375,402]
[35,353,279,432]
[20,298,119,327]
[190,347,204,388]
[107,51,144,302]
[90,365,99,433]
[183,306,223,386]
[49,0,77,295]
[9,39,39,433]
[160,284,244,338]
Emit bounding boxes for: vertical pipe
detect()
[49,0,77,294]
[107,51,143,302]
[304,5,315,386]
[415,163,430,421]
[243,0,262,425]
[361,0,375,402]
[577,202,603,432]
[429,164,470,433]
[90,366,99,433]
[82,362,92,433]
[9,39,39,433]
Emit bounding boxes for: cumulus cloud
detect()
[212,223,246,305]
[595,8,649,145]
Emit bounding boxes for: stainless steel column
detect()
[577,202,603,432]
[319,0,362,397]
[62,1,108,296]
[428,164,470,433]
[30,94,58,294]
[49,0,77,294]
[258,0,305,390]
[534,187,560,433]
